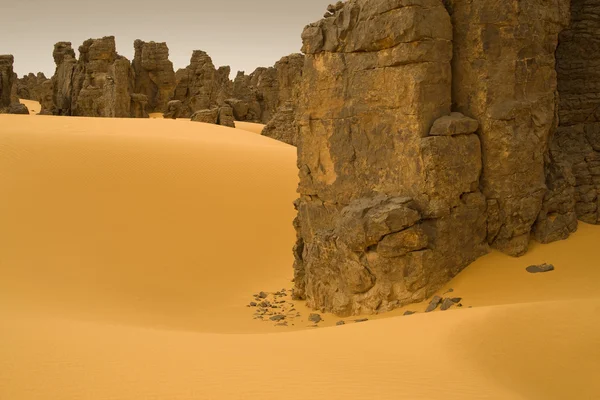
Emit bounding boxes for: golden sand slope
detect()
[234,121,266,134]
[0,113,599,399]
[18,98,39,114]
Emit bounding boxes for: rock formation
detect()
[132,40,176,113]
[172,51,233,118]
[190,105,235,127]
[534,0,600,242]
[447,0,570,256]
[292,0,488,316]
[232,53,304,129]
[71,36,133,117]
[16,72,49,102]
[261,54,304,145]
[163,99,183,119]
[0,55,29,114]
[292,0,590,316]
[0,55,15,110]
[47,37,138,118]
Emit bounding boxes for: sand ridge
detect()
[1,109,599,399]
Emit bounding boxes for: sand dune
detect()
[18,98,40,114]
[1,113,599,399]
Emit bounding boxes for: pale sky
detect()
[0,0,331,78]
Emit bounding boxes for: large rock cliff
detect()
[293,0,581,316]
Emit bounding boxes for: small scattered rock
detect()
[258,291,269,298]
[270,315,285,322]
[403,311,416,316]
[526,263,555,273]
[444,288,454,294]
[275,322,288,327]
[249,302,257,307]
[336,321,346,326]
[355,318,369,323]
[450,297,462,303]
[308,313,322,323]
[425,295,443,312]
[440,298,455,311]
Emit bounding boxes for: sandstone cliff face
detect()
[172,51,233,118]
[292,0,491,316]
[132,40,176,113]
[535,0,600,239]
[446,0,570,256]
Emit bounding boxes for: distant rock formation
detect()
[171,51,233,118]
[0,55,29,114]
[132,40,176,113]
[261,54,304,145]
[16,72,49,102]
[233,54,304,129]
[71,36,133,117]
[0,55,15,110]
[190,105,235,127]
[292,0,582,316]
[163,99,183,119]
[47,37,144,118]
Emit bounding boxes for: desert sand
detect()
[1,104,599,399]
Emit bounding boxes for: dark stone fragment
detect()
[403,311,416,316]
[440,298,454,311]
[308,313,322,323]
[526,263,555,273]
[425,295,443,312]
[270,315,286,321]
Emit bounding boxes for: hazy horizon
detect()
[1,0,331,79]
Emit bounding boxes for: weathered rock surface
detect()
[0,55,15,110]
[163,99,183,119]
[190,105,235,127]
[261,54,304,145]
[447,0,571,256]
[190,108,218,124]
[292,0,489,316]
[130,93,149,118]
[535,0,600,239]
[48,37,135,117]
[0,55,29,114]
[16,72,49,102]
[132,40,176,113]
[172,51,232,118]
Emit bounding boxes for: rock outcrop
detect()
[233,53,304,129]
[190,105,235,127]
[292,0,491,316]
[292,0,584,316]
[0,55,29,114]
[261,54,304,145]
[16,72,49,102]
[172,51,233,118]
[534,0,600,241]
[47,37,136,117]
[447,0,570,255]
[163,99,183,119]
[132,40,176,113]
[0,55,15,110]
